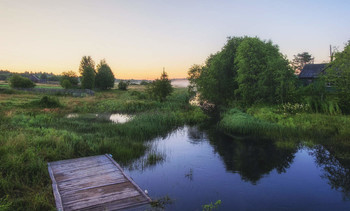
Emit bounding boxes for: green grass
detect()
[0,87,207,210]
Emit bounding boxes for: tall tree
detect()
[81,66,95,89]
[292,52,314,73]
[79,56,95,75]
[235,38,296,105]
[95,60,115,90]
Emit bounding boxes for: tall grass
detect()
[0,87,207,210]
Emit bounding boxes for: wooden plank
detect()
[82,195,150,211]
[52,159,111,173]
[47,163,63,211]
[54,165,120,182]
[105,154,152,202]
[58,173,126,194]
[50,155,107,166]
[53,162,117,179]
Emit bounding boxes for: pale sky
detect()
[1,0,349,79]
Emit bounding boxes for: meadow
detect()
[0,85,206,210]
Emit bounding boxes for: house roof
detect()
[298,63,328,79]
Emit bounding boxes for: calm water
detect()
[124,126,350,210]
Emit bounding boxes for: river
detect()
[124,126,350,210]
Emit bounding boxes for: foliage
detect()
[95,60,115,90]
[37,96,61,108]
[235,37,296,105]
[79,56,95,75]
[9,74,35,88]
[147,71,173,102]
[81,66,95,89]
[202,200,222,211]
[188,36,296,107]
[292,52,314,71]
[325,41,350,113]
[118,80,129,90]
[60,71,78,88]
[188,37,244,106]
[140,80,149,85]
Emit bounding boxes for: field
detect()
[0,86,206,210]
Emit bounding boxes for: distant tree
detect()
[9,74,35,88]
[81,66,95,89]
[79,56,95,75]
[61,79,72,89]
[60,71,79,89]
[118,80,129,90]
[292,52,314,73]
[147,71,173,102]
[95,60,115,90]
[325,41,350,113]
[140,80,149,85]
[40,73,48,80]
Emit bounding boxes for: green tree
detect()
[95,60,115,90]
[147,71,173,102]
[9,74,35,88]
[325,41,350,113]
[81,66,95,89]
[235,38,295,105]
[79,56,95,75]
[292,52,314,72]
[189,37,244,106]
[60,71,79,89]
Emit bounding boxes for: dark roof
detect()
[299,63,328,79]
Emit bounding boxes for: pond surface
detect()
[66,113,132,123]
[124,126,350,210]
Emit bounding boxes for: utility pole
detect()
[330,45,333,62]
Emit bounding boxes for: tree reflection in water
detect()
[202,130,297,184]
[312,145,350,200]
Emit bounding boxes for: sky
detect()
[1,0,349,79]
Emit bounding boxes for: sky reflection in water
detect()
[124,126,350,211]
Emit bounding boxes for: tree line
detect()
[61,56,115,90]
[188,36,350,114]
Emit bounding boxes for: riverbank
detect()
[219,105,350,159]
[0,86,207,210]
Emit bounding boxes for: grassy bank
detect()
[219,106,350,157]
[0,86,207,210]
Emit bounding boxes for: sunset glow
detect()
[1,0,349,79]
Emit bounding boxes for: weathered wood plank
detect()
[48,154,151,211]
[82,195,149,211]
[58,173,126,194]
[52,159,111,173]
[49,155,107,166]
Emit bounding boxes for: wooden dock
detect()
[48,154,151,211]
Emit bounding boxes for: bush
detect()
[61,79,72,89]
[9,75,35,88]
[38,96,61,108]
[118,80,129,90]
[147,71,173,102]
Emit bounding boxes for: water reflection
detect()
[125,126,350,210]
[66,113,133,124]
[193,130,297,184]
[312,145,350,200]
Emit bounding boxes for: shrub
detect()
[147,71,173,102]
[61,79,72,89]
[9,75,35,88]
[38,96,61,108]
[118,80,129,90]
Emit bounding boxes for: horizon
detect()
[1,0,349,79]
